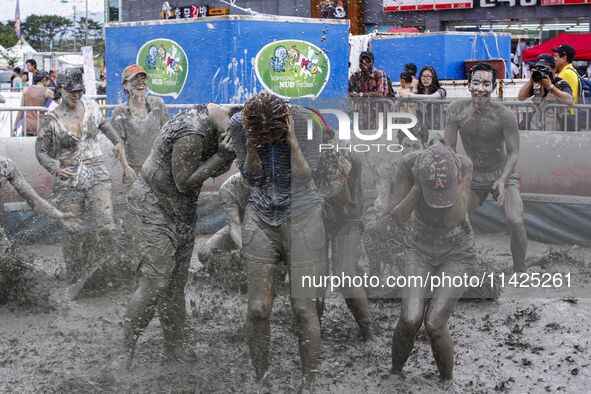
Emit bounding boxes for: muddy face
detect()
[61,89,83,110]
[468,70,494,108]
[126,74,148,98]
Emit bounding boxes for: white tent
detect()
[6,38,37,61]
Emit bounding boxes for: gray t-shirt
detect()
[111,96,168,172]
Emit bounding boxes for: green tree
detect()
[0,21,19,49]
[22,14,72,52]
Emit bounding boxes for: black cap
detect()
[359,51,374,63]
[534,54,555,69]
[551,44,575,61]
[56,67,85,92]
[418,143,461,208]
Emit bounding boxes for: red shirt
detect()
[348,69,389,95]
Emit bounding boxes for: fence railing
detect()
[349,97,591,132]
[3,99,591,137]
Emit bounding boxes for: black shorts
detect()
[471,167,520,204]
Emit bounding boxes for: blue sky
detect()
[0,0,104,23]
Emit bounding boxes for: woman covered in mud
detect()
[387,143,474,381]
[110,64,168,175]
[35,67,136,287]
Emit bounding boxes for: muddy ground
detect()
[1,233,590,393]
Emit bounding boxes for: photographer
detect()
[518,54,573,131]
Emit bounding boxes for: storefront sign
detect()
[255,40,331,99]
[160,5,209,19]
[384,0,473,11]
[480,0,537,7]
[137,38,189,99]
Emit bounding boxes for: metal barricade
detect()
[543,103,591,132]
[0,106,48,137]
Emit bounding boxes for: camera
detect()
[531,67,552,82]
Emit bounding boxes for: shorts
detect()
[127,178,196,279]
[242,204,325,267]
[404,216,476,277]
[471,167,520,204]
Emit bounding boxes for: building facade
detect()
[107,0,591,38]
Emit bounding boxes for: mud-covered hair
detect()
[243,92,290,139]
[468,62,498,88]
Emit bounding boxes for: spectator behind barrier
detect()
[348,51,391,97]
[404,63,419,92]
[517,54,573,131]
[552,44,578,129]
[12,70,55,137]
[11,67,23,91]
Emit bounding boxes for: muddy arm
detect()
[99,120,136,182]
[500,112,520,182]
[172,133,234,193]
[9,168,62,220]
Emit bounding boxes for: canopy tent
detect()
[5,38,37,61]
[522,33,591,62]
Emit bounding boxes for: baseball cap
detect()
[418,143,461,208]
[551,44,575,61]
[56,67,85,92]
[534,54,555,69]
[121,64,148,84]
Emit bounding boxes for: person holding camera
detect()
[518,54,573,131]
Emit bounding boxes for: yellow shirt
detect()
[558,64,579,104]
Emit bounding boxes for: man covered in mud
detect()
[230,93,324,392]
[0,155,77,304]
[35,67,137,288]
[197,172,250,269]
[445,63,527,272]
[389,143,474,381]
[120,104,239,366]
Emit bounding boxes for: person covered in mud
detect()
[314,133,374,341]
[110,64,168,175]
[0,155,78,304]
[445,62,527,272]
[230,93,324,392]
[35,67,137,286]
[197,172,250,268]
[389,143,474,381]
[119,104,239,367]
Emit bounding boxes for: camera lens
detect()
[532,70,542,82]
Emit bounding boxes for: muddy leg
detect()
[333,225,373,340]
[503,186,527,272]
[245,259,276,382]
[424,284,465,380]
[158,236,193,358]
[122,275,170,364]
[290,296,321,388]
[59,191,85,283]
[391,258,429,374]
